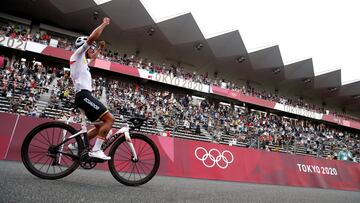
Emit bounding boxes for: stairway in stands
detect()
[101,86,108,107]
[36,78,59,112]
[200,126,212,139]
[156,118,165,135]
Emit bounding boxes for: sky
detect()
[139,0,360,85]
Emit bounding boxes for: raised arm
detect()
[87,41,105,60]
[87,17,110,45]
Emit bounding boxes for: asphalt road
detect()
[0,161,359,203]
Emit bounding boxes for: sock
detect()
[92,137,105,152]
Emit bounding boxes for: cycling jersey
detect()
[70,43,92,92]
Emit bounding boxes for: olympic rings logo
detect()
[194,147,234,169]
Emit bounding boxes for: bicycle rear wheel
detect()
[108,133,160,186]
[21,122,84,179]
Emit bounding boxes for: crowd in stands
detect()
[95,51,357,122]
[2,19,358,122]
[0,56,58,116]
[105,79,359,162]
[31,29,356,120]
[100,52,213,85]
[0,21,30,40]
[30,29,76,51]
[0,20,76,51]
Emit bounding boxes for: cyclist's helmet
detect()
[75,36,87,49]
[75,36,97,50]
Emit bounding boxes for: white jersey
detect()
[70,42,92,92]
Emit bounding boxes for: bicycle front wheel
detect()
[21,122,84,179]
[108,133,160,186]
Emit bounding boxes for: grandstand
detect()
[0,0,359,163]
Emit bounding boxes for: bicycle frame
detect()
[55,109,138,162]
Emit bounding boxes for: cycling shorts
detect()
[75,90,108,122]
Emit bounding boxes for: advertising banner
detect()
[210,85,276,109]
[0,113,18,160]
[323,115,360,130]
[139,69,210,93]
[154,137,360,191]
[0,34,27,50]
[109,63,140,77]
[274,103,323,120]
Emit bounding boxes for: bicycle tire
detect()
[21,121,84,179]
[108,133,160,186]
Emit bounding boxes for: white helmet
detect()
[75,36,87,48]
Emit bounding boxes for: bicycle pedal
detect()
[90,157,107,163]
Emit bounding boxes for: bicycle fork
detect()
[125,132,138,161]
[115,125,138,161]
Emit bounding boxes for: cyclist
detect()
[68,17,114,160]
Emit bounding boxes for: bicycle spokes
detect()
[23,124,82,178]
[113,137,156,182]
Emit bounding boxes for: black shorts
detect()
[75,90,108,122]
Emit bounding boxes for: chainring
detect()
[79,151,97,169]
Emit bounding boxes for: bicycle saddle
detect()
[129,117,147,129]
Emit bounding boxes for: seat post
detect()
[78,108,89,146]
[78,109,87,132]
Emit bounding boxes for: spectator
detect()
[338,147,353,161]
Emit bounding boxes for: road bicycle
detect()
[21,109,160,186]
